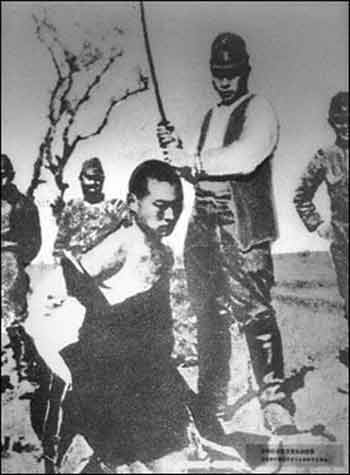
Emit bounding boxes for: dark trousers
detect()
[184,216,287,423]
[330,229,349,369]
[30,365,76,473]
[2,251,29,327]
[330,237,349,320]
[2,251,32,382]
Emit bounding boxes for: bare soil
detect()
[1,251,348,473]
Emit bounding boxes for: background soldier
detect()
[1,153,41,385]
[53,156,129,260]
[158,32,296,438]
[294,91,349,368]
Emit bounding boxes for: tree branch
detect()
[61,49,123,149]
[33,14,76,126]
[71,72,148,149]
[26,127,53,197]
[48,44,62,79]
[72,49,123,116]
[47,78,64,125]
[59,73,74,117]
[33,14,64,79]
[29,12,149,211]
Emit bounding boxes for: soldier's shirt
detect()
[294,143,349,233]
[197,93,279,177]
[1,200,12,236]
[53,197,129,258]
[2,185,41,328]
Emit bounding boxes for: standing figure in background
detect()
[157,32,296,439]
[53,156,129,260]
[1,153,41,385]
[294,91,349,368]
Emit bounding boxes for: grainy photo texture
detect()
[1,2,348,473]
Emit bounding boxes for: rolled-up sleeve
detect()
[201,96,279,176]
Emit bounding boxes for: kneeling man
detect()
[27,160,191,473]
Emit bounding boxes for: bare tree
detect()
[27,12,149,220]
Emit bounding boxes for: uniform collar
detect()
[217,92,252,109]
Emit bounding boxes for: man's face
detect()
[131,178,182,239]
[330,113,349,145]
[212,71,242,105]
[80,169,104,200]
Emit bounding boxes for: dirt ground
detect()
[1,251,348,473]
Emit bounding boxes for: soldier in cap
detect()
[53,157,129,260]
[158,32,295,437]
[1,153,41,384]
[294,91,349,369]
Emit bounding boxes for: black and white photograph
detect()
[1,1,348,473]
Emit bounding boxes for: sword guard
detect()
[157,119,173,133]
[162,148,171,163]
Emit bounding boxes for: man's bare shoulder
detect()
[82,221,141,263]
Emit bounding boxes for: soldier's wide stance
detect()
[158,32,296,438]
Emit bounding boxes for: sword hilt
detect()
[157,119,183,163]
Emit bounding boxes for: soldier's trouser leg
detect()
[330,238,349,320]
[6,324,39,382]
[218,232,291,410]
[3,262,32,381]
[28,353,76,473]
[41,375,72,473]
[331,237,349,368]
[185,220,292,435]
[184,219,231,437]
[6,325,25,377]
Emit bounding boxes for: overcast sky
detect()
[2,1,348,263]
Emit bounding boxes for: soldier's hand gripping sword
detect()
[139,1,183,161]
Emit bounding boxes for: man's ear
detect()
[127,192,139,213]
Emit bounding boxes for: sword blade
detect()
[139,0,168,126]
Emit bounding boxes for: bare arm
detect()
[79,229,126,279]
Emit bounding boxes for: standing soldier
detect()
[53,157,129,260]
[294,91,348,368]
[1,153,41,383]
[158,32,296,439]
